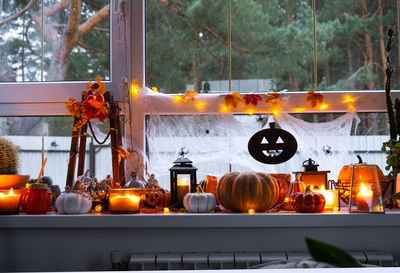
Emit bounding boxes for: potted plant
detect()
[381,28,400,200]
[0,138,29,189]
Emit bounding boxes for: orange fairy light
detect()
[163,207,170,214]
[272,108,280,116]
[292,107,306,112]
[220,104,230,113]
[173,95,183,103]
[343,95,356,110]
[248,208,255,214]
[130,80,141,97]
[152,87,159,93]
[318,103,329,110]
[246,109,255,116]
[196,101,206,109]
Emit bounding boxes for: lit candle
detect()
[0,188,21,214]
[177,177,190,204]
[356,182,373,212]
[315,186,339,211]
[110,194,140,213]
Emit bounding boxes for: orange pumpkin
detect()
[281,176,306,211]
[139,188,164,213]
[216,172,279,212]
[338,156,385,184]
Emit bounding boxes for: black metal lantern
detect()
[169,149,197,208]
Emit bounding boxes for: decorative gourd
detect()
[183,187,217,213]
[139,188,164,213]
[217,172,279,212]
[55,186,92,214]
[281,175,306,211]
[269,173,291,206]
[293,185,325,213]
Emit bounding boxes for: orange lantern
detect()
[338,156,385,213]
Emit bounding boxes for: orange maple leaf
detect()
[224,92,242,108]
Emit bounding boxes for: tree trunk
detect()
[347,42,355,89]
[378,0,387,87]
[324,59,330,86]
[361,0,375,90]
[192,60,202,92]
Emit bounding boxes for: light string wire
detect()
[41,0,44,81]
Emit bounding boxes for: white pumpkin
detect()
[55,191,92,214]
[183,192,217,213]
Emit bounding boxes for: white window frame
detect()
[128,0,400,166]
[0,0,125,116]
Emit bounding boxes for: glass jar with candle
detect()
[0,188,22,214]
[109,189,141,213]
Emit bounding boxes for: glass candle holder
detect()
[109,189,141,213]
[315,186,339,211]
[0,188,21,214]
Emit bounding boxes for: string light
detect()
[163,207,170,214]
[130,80,140,97]
[220,104,229,113]
[318,103,329,110]
[343,95,356,110]
[95,204,102,212]
[173,95,183,103]
[196,101,206,109]
[272,108,280,116]
[292,107,306,112]
[152,87,159,93]
[246,109,254,116]
[248,208,255,214]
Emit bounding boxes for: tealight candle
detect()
[0,188,21,214]
[315,186,338,211]
[177,177,190,204]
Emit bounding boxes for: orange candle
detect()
[356,182,373,212]
[177,177,190,203]
[0,188,21,214]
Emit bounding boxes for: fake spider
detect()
[322,145,333,156]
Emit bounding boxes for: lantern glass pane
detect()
[349,165,384,213]
[176,174,191,203]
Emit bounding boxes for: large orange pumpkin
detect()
[217,172,279,212]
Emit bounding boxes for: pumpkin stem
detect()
[357,155,363,164]
[196,185,204,194]
[305,185,313,193]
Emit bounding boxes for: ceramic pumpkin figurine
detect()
[139,188,164,213]
[293,185,325,213]
[55,185,92,214]
[217,172,279,212]
[183,186,217,213]
[269,173,291,206]
[282,174,306,211]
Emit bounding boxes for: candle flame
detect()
[9,188,13,195]
[177,177,190,186]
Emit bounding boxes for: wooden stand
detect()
[66,92,126,187]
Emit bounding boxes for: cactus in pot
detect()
[0,138,29,189]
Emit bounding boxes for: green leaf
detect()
[306,238,363,268]
[392,192,400,200]
[385,166,391,171]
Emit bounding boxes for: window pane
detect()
[146,0,228,93]
[0,0,110,82]
[0,116,113,190]
[316,0,399,91]
[231,0,313,92]
[146,112,390,190]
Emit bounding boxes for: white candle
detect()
[316,186,338,210]
[356,182,373,212]
[109,194,140,213]
[177,177,190,203]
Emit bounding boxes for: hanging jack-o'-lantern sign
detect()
[248,122,298,164]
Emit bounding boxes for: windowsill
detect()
[2,210,400,229]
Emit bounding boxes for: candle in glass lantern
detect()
[109,189,141,213]
[0,188,21,214]
[177,176,190,203]
[315,186,339,211]
[356,182,373,212]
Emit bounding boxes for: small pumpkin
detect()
[217,172,279,212]
[183,186,217,213]
[55,186,92,214]
[140,188,164,213]
[293,185,325,213]
[281,175,306,211]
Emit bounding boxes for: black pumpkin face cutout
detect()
[248,122,297,164]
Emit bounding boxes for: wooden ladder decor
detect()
[66,91,126,187]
